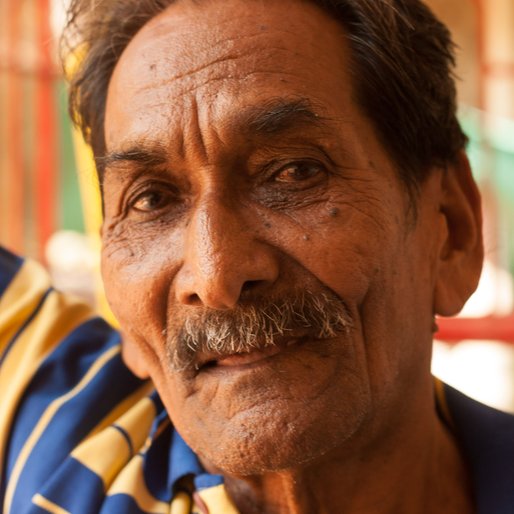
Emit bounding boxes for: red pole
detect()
[437,316,514,344]
[35,0,57,261]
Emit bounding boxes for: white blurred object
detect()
[45,230,98,306]
[461,258,514,317]
[433,254,514,413]
[51,0,70,37]
[433,340,514,413]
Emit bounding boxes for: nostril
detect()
[186,292,202,306]
[240,280,265,297]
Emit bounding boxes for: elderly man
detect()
[1,0,513,513]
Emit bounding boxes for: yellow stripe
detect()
[0,258,51,355]
[0,260,94,487]
[170,491,192,514]
[74,426,132,490]
[0,290,93,391]
[32,494,71,514]
[75,380,154,445]
[3,345,120,514]
[106,454,169,514]
[71,394,156,488]
[197,484,240,514]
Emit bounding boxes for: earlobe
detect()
[433,152,484,316]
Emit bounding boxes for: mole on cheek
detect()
[303,234,310,242]
[329,208,339,218]
[264,222,272,229]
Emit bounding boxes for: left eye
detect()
[273,162,325,183]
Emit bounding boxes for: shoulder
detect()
[0,247,128,411]
[0,247,152,513]
[440,381,514,513]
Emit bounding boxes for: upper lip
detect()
[194,333,308,371]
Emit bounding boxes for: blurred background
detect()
[0,0,513,410]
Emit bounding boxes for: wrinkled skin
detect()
[101,0,483,512]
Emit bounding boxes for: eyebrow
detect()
[99,145,168,171]
[239,97,330,136]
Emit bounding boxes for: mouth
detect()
[196,337,305,372]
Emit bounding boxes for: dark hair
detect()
[63,0,467,192]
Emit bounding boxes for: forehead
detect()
[105,0,354,148]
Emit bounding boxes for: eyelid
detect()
[104,164,171,212]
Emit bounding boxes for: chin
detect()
[188,400,369,476]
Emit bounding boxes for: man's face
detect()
[102,0,443,474]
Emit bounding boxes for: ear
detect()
[434,151,484,316]
[120,332,151,379]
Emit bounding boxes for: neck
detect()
[221,396,475,514]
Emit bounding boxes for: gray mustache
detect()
[165,290,353,372]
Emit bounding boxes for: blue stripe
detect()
[168,429,205,493]
[142,419,223,500]
[0,247,23,299]
[140,399,214,502]
[32,457,105,514]
[194,473,224,491]
[6,342,144,512]
[3,318,124,485]
[142,421,174,502]
[0,287,52,367]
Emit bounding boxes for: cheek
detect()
[100,220,184,344]
[268,197,400,306]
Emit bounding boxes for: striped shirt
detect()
[0,247,238,514]
[0,247,513,513]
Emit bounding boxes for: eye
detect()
[273,161,325,184]
[130,189,173,213]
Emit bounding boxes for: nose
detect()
[174,195,280,309]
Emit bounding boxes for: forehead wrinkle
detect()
[120,6,345,94]
[151,32,301,81]
[137,69,314,107]
[183,95,210,162]
[127,49,317,100]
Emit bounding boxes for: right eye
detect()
[131,190,168,212]
[127,183,180,215]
